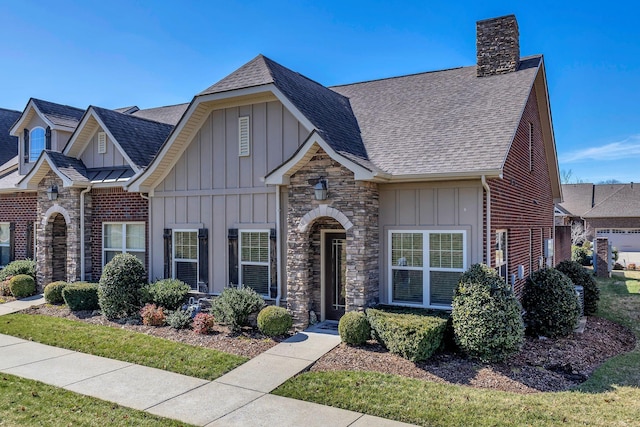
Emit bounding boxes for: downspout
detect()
[140,192,151,282]
[481,176,491,266]
[80,185,92,281]
[275,185,282,307]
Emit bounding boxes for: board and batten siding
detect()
[79,129,128,168]
[378,181,484,303]
[150,100,309,293]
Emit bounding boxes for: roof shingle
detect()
[0,108,21,166]
[32,99,85,129]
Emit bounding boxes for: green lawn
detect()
[0,373,194,426]
[274,275,640,427]
[0,314,247,380]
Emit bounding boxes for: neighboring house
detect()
[0,14,561,329]
[558,183,640,252]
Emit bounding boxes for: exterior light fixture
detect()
[47,185,59,201]
[314,178,328,201]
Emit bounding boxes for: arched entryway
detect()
[50,213,67,282]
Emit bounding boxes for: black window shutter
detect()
[228,228,238,286]
[26,222,34,259]
[23,129,29,163]
[163,229,172,279]
[45,126,52,150]
[270,228,277,298]
[9,223,15,262]
[198,228,209,292]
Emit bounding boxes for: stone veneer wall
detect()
[36,171,83,289]
[308,217,343,316]
[286,149,379,329]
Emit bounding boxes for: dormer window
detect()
[29,127,46,162]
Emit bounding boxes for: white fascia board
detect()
[10,100,53,135]
[16,153,75,189]
[385,169,502,183]
[62,109,95,156]
[0,156,18,175]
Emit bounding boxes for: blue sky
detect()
[1,0,638,184]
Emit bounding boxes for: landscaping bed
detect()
[23,304,281,358]
[311,315,635,393]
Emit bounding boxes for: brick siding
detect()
[0,192,37,260]
[487,87,555,295]
[88,188,148,281]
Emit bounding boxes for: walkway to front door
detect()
[324,232,346,320]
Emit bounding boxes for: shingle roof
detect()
[32,99,85,128]
[92,107,174,169]
[0,108,21,166]
[132,103,189,125]
[45,151,89,182]
[331,56,541,176]
[559,183,629,217]
[113,106,140,114]
[583,183,640,218]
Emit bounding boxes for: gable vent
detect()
[97,132,107,154]
[238,116,250,157]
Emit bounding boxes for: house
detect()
[558,183,640,253]
[0,14,561,329]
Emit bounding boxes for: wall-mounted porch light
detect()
[47,185,59,201]
[314,178,328,200]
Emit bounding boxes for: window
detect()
[29,127,45,162]
[239,231,270,295]
[390,230,466,307]
[103,223,145,266]
[496,230,508,283]
[528,122,534,172]
[173,230,198,289]
[0,223,10,267]
[238,116,250,156]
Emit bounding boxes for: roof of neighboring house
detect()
[113,106,140,114]
[0,108,21,166]
[92,107,174,169]
[582,183,640,218]
[557,183,595,216]
[132,103,189,125]
[32,98,85,129]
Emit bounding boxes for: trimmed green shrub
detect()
[212,286,265,332]
[0,259,36,281]
[193,312,215,334]
[98,253,146,319]
[140,303,166,326]
[257,306,293,337]
[366,308,447,362]
[63,282,100,311]
[571,245,591,266]
[9,274,36,298]
[451,264,524,362]
[44,281,69,304]
[555,260,600,315]
[338,311,371,345]
[166,309,193,329]
[142,279,190,311]
[523,268,580,338]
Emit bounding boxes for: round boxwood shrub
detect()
[212,286,265,332]
[451,264,524,362]
[98,253,146,319]
[9,274,36,298]
[522,268,580,338]
[555,260,600,315]
[338,311,371,345]
[0,259,36,281]
[257,306,293,337]
[142,279,190,310]
[44,281,69,304]
[63,282,100,311]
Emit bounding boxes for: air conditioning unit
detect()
[575,285,584,317]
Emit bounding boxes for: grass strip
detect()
[0,313,247,380]
[0,373,193,426]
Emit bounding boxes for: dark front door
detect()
[324,232,346,320]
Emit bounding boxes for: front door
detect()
[324,232,346,320]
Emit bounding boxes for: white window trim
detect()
[388,229,467,309]
[238,116,250,157]
[29,126,46,162]
[172,229,198,285]
[102,222,146,267]
[0,222,10,268]
[239,229,270,297]
[496,229,508,284]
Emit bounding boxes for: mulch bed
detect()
[311,316,636,393]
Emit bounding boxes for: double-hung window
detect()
[103,223,145,266]
[390,230,466,307]
[239,230,270,296]
[0,223,10,267]
[173,230,198,289]
[496,230,508,283]
[29,127,45,162]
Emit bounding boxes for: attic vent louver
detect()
[97,132,107,154]
[238,116,250,156]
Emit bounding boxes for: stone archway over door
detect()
[51,213,67,282]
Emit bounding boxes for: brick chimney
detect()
[476,15,520,77]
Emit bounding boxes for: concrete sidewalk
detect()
[0,293,46,315]
[0,321,415,426]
